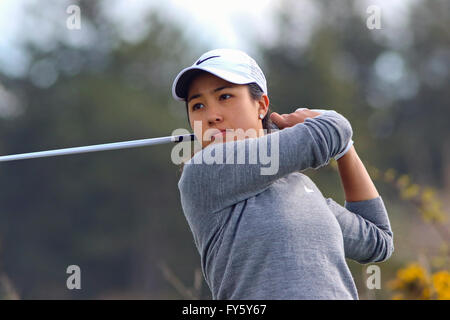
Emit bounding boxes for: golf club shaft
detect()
[0,133,196,162]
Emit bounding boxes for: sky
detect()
[0,0,418,79]
[0,0,279,78]
[102,0,279,48]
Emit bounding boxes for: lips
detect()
[209,128,236,141]
[211,130,227,141]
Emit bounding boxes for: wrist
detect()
[335,139,354,161]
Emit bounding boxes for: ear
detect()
[257,94,270,115]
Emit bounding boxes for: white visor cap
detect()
[171,48,268,101]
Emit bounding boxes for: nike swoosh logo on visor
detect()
[196,55,220,65]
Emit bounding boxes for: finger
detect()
[310,109,327,114]
[270,112,286,127]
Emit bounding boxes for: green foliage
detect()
[0,0,448,299]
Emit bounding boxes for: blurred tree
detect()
[0,0,448,299]
[254,0,449,299]
[0,0,208,299]
[259,0,450,190]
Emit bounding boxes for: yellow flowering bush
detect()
[388,263,432,299]
[388,263,450,300]
[432,270,450,300]
[329,160,449,300]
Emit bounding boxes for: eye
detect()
[219,93,232,100]
[192,103,204,111]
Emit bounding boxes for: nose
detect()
[206,104,223,126]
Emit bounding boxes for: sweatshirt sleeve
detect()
[325,196,394,264]
[178,110,353,214]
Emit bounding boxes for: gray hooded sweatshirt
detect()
[177,110,394,299]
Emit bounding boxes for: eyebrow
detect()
[187,85,236,103]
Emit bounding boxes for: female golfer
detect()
[172,48,394,299]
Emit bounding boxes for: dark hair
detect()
[178,78,275,174]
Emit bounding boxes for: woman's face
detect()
[187,72,269,149]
